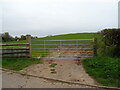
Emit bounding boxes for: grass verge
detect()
[83,56,120,87]
[1,58,41,71]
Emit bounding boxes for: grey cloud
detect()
[1,0,118,37]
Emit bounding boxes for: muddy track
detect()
[20,46,98,85]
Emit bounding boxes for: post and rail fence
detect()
[0,35,97,58]
[0,35,32,58]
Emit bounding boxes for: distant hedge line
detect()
[1,32,38,42]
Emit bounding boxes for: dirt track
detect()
[20,46,99,86]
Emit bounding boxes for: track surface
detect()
[3,70,94,88]
[20,46,98,86]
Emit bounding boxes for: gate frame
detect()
[29,36,97,58]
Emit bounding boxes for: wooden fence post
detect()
[93,38,97,56]
[26,35,32,58]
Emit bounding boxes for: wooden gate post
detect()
[93,38,97,56]
[26,35,32,58]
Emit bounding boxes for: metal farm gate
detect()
[31,38,97,60]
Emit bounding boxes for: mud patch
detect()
[20,46,99,85]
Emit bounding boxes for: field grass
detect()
[1,58,41,71]
[3,33,96,44]
[83,56,120,87]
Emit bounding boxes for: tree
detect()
[20,35,26,40]
[15,36,19,41]
[1,32,14,42]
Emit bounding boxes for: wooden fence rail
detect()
[0,43,29,46]
[1,43,30,58]
[1,35,32,58]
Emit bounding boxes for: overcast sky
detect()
[0,0,119,37]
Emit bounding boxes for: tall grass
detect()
[83,56,120,87]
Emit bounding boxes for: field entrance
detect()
[31,39,96,60]
[20,39,98,85]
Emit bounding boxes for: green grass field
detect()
[3,33,96,44]
[2,32,120,87]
